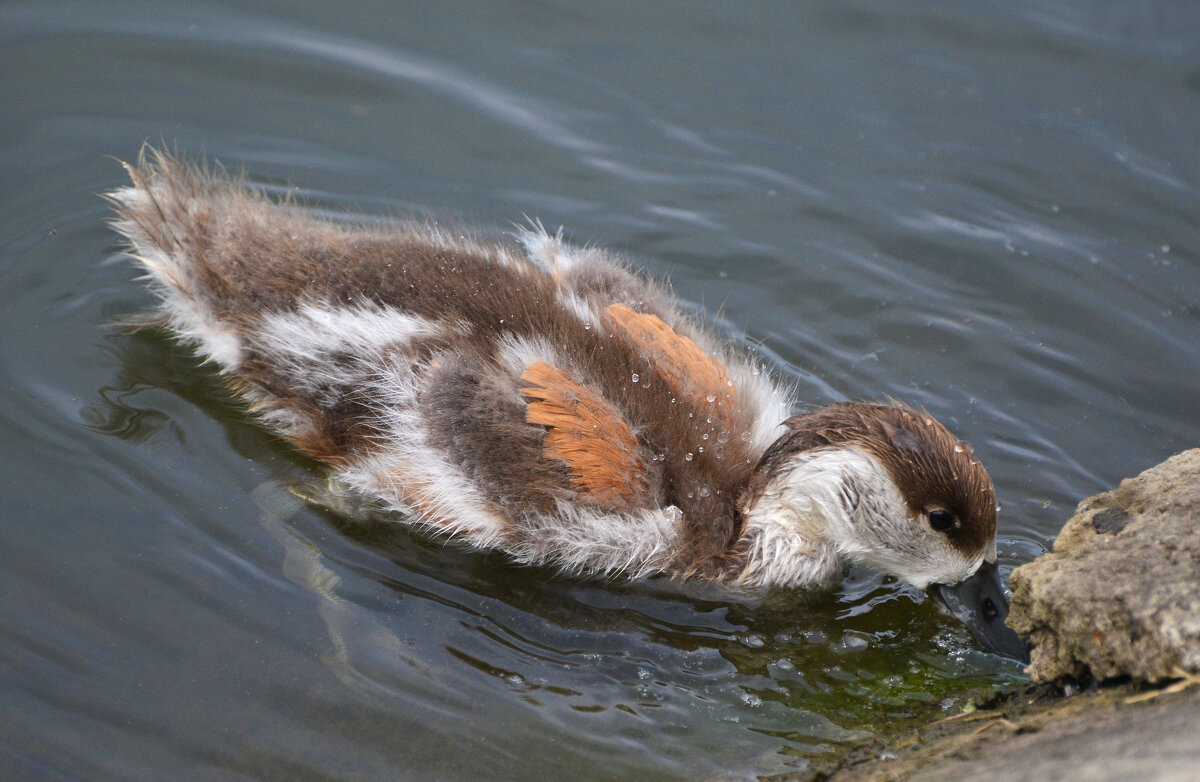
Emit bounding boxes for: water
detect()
[2,1,1198,778]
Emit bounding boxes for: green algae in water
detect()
[703,567,1027,738]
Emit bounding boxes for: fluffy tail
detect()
[106,148,445,467]
[108,147,258,369]
[109,147,347,369]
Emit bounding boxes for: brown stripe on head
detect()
[758,402,997,557]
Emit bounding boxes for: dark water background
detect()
[2,1,1198,779]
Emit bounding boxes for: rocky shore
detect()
[1009,448,1200,684]
[812,680,1200,782]
[789,448,1200,782]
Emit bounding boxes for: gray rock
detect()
[821,685,1200,782]
[1008,449,1200,683]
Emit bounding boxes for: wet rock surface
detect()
[1007,448,1200,683]
[809,683,1200,782]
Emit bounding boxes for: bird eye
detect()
[928,509,955,532]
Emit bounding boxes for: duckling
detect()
[108,148,1028,661]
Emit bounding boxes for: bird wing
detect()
[520,360,650,510]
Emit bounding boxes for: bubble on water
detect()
[833,634,869,654]
[631,373,639,383]
[685,452,694,461]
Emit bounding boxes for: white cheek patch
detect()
[830,450,979,589]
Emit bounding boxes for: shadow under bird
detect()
[108,148,1029,662]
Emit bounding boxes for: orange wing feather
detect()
[520,361,649,509]
[604,304,737,409]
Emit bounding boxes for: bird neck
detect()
[729,448,878,589]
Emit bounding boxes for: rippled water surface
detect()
[2,1,1198,779]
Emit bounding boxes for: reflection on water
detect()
[243,469,1020,779]
[2,0,1198,778]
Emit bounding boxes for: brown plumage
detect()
[603,304,737,410]
[520,360,652,510]
[107,146,1029,668]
